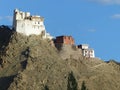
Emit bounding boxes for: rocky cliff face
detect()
[0,29,120,90]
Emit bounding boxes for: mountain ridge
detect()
[0,28,120,90]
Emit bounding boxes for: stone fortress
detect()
[12,9,95,58]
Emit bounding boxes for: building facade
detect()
[78,44,89,49]
[55,36,74,45]
[13,9,52,39]
[82,49,95,58]
[78,44,95,58]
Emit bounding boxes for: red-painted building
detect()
[55,36,74,45]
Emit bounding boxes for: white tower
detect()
[12,9,52,39]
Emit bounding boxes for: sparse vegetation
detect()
[81,81,87,90]
[44,85,49,90]
[0,29,120,90]
[67,71,78,90]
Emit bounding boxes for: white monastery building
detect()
[13,9,52,39]
[78,44,95,58]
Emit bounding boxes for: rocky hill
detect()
[0,28,120,90]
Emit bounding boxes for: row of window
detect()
[84,54,94,57]
[21,23,44,29]
[84,50,93,53]
[32,25,44,29]
[34,21,42,25]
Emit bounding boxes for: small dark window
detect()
[85,51,87,53]
[69,37,71,39]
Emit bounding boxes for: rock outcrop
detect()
[0,30,120,90]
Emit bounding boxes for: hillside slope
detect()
[0,32,120,90]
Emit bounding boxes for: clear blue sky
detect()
[0,0,120,62]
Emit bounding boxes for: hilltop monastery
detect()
[13,9,52,39]
[54,36,95,58]
[12,9,95,58]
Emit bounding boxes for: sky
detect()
[0,0,120,62]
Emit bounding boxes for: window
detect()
[85,50,87,53]
[68,37,71,40]
[91,51,93,53]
